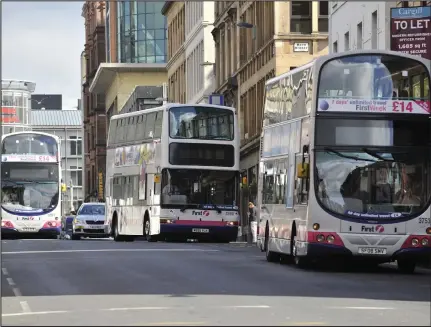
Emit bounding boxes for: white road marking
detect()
[2,267,9,275]
[2,304,274,318]
[104,307,170,311]
[20,301,31,313]
[2,310,69,317]
[222,305,270,309]
[12,288,22,297]
[329,306,395,310]
[282,322,328,326]
[14,239,62,241]
[2,248,220,255]
[6,277,15,286]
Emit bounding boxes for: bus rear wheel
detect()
[144,218,158,242]
[265,226,280,263]
[292,235,310,269]
[397,259,416,274]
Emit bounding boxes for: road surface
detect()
[1,238,430,326]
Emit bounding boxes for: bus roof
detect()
[1,131,60,143]
[265,49,430,87]
[110,103,236,121]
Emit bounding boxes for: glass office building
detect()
[1,80,35,135]
[109,1,167,64]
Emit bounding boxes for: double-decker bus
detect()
[1,132,62,239]
[257,49,431,273]
[105,103,240,242]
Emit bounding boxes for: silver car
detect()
[71,202,108,240]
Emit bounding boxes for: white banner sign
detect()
[317,98,430,115]
[1,154,58,163]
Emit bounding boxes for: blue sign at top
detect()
[209,94,225,106]
[391,6,431,19]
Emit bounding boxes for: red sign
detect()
[390,6,431,60]
[1,107,20,123]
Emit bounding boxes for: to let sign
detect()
[390,6,431,60]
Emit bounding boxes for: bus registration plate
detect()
[358,247,387,255]
[192,228,209,233]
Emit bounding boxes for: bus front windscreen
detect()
[160,169,238,209]
[317,54,430,114]
[1,162,59,213]
[2,133,58,156]
[314,117,431,221]
[169,106,234,140]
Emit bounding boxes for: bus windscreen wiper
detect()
[361,148,394,162]
[323,147,375,162]
[209,200,222,214]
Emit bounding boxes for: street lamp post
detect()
[69,180,74,213]
[236,21,258,244]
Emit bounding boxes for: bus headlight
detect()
[160,219,173,224]
[326,235,335,243]
[411,238,419,246]
[421,238,429,246]
[316,234,325,242]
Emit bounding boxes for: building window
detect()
[71,171,83,186]
[70,166,83,186]
[318,1,329,32]
[356,22,363,49]
[371,10,378,49]
[69,136,82,156]
[344,31,350,51]
[117,1,167,63]
[291,1,312,34]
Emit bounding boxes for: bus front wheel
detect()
[113,218,123,242]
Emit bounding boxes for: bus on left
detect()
[1,132,62,239]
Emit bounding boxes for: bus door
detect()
[146,174,161,206]
[146,174,155,206]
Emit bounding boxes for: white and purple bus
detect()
[1,132,62,239]
[257,49,431,273]
[105,103,240,242]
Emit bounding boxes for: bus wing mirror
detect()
[296,163,309,179]
[70,210,77,216]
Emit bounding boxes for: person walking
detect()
[248,202,258,243]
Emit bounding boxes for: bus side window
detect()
[132,175,139,205]
[145,113,156,139]
[136,114,147,141]
[117,119,125,143]
[262,160,276,205]
[126,117,137,142]
[109,120,117,145]
[153,111,163,138]
[114,120,121,144]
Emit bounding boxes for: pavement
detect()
[1,238,430,326]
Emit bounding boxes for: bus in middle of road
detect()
[105,103,240,242]
[1,132,62,239]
